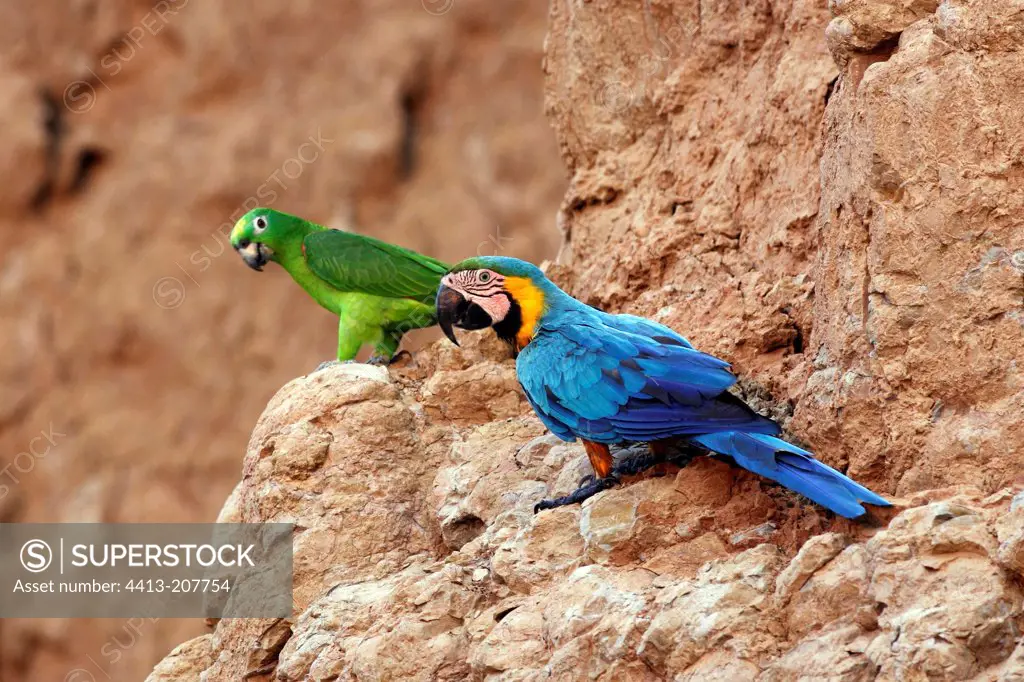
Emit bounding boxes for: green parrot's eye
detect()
[479,271,491,283]
[254,216,268,232]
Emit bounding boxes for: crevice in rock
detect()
[242,663,279,680]
[861,211,875,350]
[849,36,902,90]
[671,200,694,216]
[872,35,901,61]
[243,620,293,680]
[824,75,839,106]
[69,147,108,194]
[398,82,427,181]
[780,306,806,355]
[494,606,518,622]
[569,187,620,213]
[29,89,65,212]
[444,513,486,550]
[792,323,805,354]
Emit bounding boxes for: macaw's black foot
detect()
[535,476,619,513]
[611,442,704,477]
[366,354,390,366]
[612,451,663,477]
[664,444,703,470]
[577,473,596,487]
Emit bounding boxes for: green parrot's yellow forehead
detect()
[232,208,284,239]
[231,208,267,242]
[231,217,248,241]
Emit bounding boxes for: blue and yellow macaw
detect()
[435,256,891,518]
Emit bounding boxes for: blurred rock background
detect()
[0,1,563,680]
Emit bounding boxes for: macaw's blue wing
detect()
[610,314,694,349]
[516,312,891,518]
[516,317,779,445]
[692,432,891,518]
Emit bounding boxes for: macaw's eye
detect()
[479,271,491,283]
[254,216,268,232]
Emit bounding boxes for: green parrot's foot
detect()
[314,360,354,372]
[535,476,619,513]
[366,354,390,366]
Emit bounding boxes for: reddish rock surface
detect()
[149,344,1024,681]
[547,0,1024,508]
[806,0,1024,499]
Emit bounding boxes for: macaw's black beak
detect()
[436,284,466,346]
[436,283,492,347]
[234,240,272,272]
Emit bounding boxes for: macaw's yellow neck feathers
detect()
[504,276,546,349]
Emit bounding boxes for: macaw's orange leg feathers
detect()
[584,440,614,479]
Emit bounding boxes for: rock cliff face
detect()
[810,0,1024,497]
[151,343,1024,681]
[148,1,1024,680]
[546,0,1024,499]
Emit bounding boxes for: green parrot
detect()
[230,208,449,363]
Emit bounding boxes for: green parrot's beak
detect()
[234,240,273,271]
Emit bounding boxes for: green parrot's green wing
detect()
[303,230,449,304]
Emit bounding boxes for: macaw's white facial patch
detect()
[474,292,511,323]
[442,269,511,323]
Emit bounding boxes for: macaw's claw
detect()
[534,476,619,513]
[577,473,596,487]
[612,451,662,477]
[667,448,701,470]
[366,354,390,366]
[610,442,704,477]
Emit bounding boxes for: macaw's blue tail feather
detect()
[691,431,891,519]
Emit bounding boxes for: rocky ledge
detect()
[148,337,1024,681]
